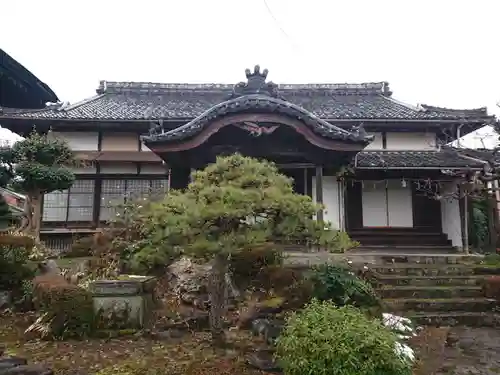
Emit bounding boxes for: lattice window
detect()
[43,180,95,222]
[99,179,168,222]
[67,180,95,221]
[43,190,68,221]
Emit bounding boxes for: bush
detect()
[309,264,381,310]
[64,236,94,258]
[276,300,413,375]
[482,253,500,266]
[31,276,94,339]
[0,233,35,292]
[329,230,359,252]
[230,245,283,287]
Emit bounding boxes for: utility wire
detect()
[262,0,303,53]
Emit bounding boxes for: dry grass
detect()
[0,312,266,375]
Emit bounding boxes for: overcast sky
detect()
[1,0,499,146]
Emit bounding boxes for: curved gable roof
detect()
[0,49,58,109]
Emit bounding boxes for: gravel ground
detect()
[438,327,500,375]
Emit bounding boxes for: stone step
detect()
[373,264,500,277]
[376,275,486,286]
[378,285,484,299]
[384,298,497,313]
[406,311,500,327]
[352,255,480,266]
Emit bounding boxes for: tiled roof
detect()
[0,49,58,108]
[355,150,487,169]
[0,69,495,123]
[452,148,500,166]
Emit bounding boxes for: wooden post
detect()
[315,166,324,223]
[303,168,308,196]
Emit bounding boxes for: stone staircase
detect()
[367,254,500,327]
[348,228,453,247]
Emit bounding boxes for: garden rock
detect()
[0,358,28,370]
[37,260,60,275]
[153,328,184,340]
[167,257,240,307]
[246,350,282,372]
[251,319,284,345]
[0,292,11,309]
[167,257,211,306]
[0,364,53,375]
[237,298,285,329]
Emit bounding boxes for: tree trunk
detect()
[20,195,33,234]
[208,253,228,347]
[31,193,42,240]
[21,192,42,240]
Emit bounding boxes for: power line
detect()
[262,0,302,52]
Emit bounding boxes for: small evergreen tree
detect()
[116,154,354,346]
[0,130,75,239]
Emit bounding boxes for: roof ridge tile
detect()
[97,80,390,96]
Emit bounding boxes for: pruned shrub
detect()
[276,300,413,375]
[309,264,381,310]
[30,276,94,339]
[0,233,35,293]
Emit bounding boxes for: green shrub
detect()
[230,245,283,287]
[0,233,35,292]
[32,277,94,339]
[309,264,380,310]
[276,300,413,375]
[482,253,500,266]
[328,230,360,252]
[64,236,94,258]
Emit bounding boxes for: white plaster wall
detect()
[440,183,463,248]
[49,132,99,151]
[72,165,97,174]
[386,180,413,227]
[140,164,168,175]
[385,132,437,150]
[311,175,344,230]
[363,132,383,150]
[361,180,413,227]
[361,181,388,227]
[100,163,137,174]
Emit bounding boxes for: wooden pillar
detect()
[92,164,102,228]
[315,166,324,222]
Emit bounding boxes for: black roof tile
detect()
[0,67,495,123]
[355,150,487,169]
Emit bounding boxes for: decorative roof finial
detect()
[230,65,280,99]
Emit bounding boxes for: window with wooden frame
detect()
[43,180,96,222]
[99,178,169,222]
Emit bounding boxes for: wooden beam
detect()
[315,166,324,222]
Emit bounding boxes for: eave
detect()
[0,49,58,109]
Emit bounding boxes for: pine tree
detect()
[117,154,351,346]
[0,194,12,231]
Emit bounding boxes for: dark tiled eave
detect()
[355,150,487,169]
[142,94,372,145]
